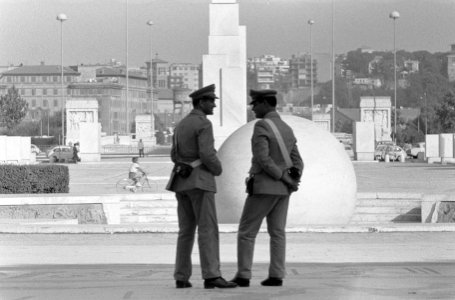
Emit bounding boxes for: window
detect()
[32,89,36,96]
[66,76,71,82]
[20,89,25,95]
[53,89,58,95]
[20,76,25,82]
[53,76,58,82]
[43,89,47,95]
[54,99,58,107]
[43,99,48,107]
[6,77,11,83]
[31,76,36,82]
[67,89,71,95]
[31,99,36,107]
[42,76,47,82]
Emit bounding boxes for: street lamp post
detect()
[389,10,400,142]
[56,13,67,145]
[125,0,129,135]
[308,19,314,121]
[147,20,154,127]
[424,92,427,135]
[331,0,335,133]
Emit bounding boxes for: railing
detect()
[101,145,156,154]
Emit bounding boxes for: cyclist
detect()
[128,157,146,191]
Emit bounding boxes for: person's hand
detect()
[281,171,299,192]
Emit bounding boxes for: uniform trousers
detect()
[236,194,290,279]
[174,189,221,281]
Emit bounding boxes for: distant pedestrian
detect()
[73,142,80,163]
[138,139,145,157]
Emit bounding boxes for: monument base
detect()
[356,152,374,161]
[80,153,101,162]
[141,137,156,147]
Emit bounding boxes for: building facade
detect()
[0,64,80,121]
[247,55,289,89]
[168,63,200,90]
[448,44,455,82]
[152,57,169,89]
[69,66,151,135]
[288,53,317,88]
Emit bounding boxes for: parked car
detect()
[47,145,74,163]
[30,144,41,154]
[407,142,425,158]
[376,141,395,147]
[374,144,388,160]
[380,145,407,162]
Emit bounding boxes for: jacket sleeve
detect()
[252,120,283,180]
[197,120,222,176]
[170,134,177,164]
[290,143,304,172]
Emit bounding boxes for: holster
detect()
[175,162,193,178]
[245,175,255,196]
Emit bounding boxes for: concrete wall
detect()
[0,136,34,164]
[426,133,455,164]
[353,122,375,161]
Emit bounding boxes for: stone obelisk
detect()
[203,0,247,148]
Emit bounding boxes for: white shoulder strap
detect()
[264,119,293,168]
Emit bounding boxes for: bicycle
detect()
[115,173,152,193]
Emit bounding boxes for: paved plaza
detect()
[1,232,455,299]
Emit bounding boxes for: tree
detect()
[435,92,455,133]
[343,49,374,76]
[0,86,28,130]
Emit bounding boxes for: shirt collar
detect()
[264,111,280,119]
[190,109,206,117]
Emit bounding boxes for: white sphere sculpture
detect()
[216,115,357,225]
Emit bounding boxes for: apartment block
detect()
[168,63,200,91]
[0,64,80,121]
[289,53,317,88]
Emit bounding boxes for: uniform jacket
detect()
[249,111,303,195]
[168,109,222,193]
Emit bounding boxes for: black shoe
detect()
[261,277,283,286]
[176,280,192,288]
[230,277,250,287]
[204,277,238,289]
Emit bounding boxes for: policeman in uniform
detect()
[231,89,304,287]
[167,84,237,289]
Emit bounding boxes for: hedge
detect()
[0,165,69,194]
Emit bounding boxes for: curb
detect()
[1,223,455,234]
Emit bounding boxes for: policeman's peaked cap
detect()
[189,84,219,100]
[249,89,277,105]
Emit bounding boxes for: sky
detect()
[1,0,455,81]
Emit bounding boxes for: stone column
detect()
[360,96,392,143]
[135,114,156,146]
[66,99,101,162]
[203,0,247,148]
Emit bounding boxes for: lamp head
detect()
[146,20,154,26]
[56,13,68,22]
[389,11,400,20]
[308,19,315,25]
